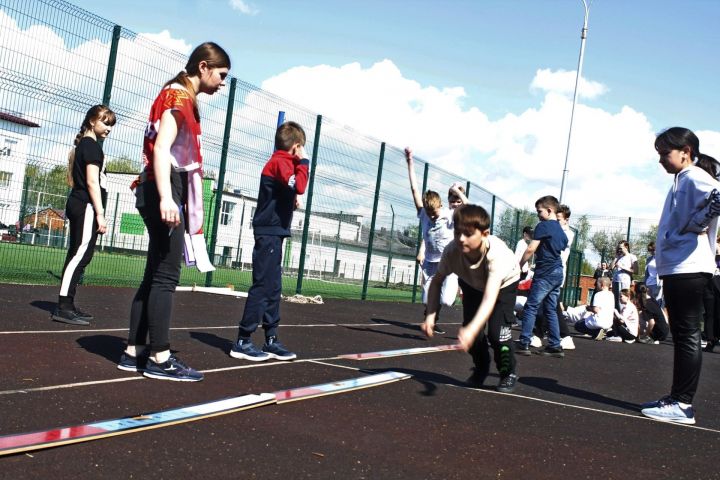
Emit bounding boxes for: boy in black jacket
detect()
[231,121,309,361]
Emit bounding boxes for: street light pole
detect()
[559,0,591,204]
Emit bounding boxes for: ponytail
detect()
[696,152,720,180]
[66,131,84,187]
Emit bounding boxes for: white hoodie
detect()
[656,165,720,276]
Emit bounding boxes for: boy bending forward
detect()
[422,205,521,393]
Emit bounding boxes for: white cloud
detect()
[137,30,192,55]
[261,60,711,219]
[228,0,259,15]
[530,68,608,99]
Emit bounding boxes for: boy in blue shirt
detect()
[516,195,568,357]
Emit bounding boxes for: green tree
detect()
[106,155,139,173]
[493,207,537,246]
[589,230,626,263]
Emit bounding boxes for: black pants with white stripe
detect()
[58,194,100,307]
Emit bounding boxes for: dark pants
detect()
[128,174,185,353]
[611,321,637,341]
[58,193,102,306]
[664,273,710,404]
[574,320,603,338]
[459,278,518,378]
[703,276,720,342]
[238,235,283,339]
[535,302,570,338]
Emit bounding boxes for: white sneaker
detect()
[560,336,575,350]
[624,338,636,344]
[606,336,622,342]
[530,335,543,348]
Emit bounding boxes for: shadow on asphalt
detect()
[519,376,640,412]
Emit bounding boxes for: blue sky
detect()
[15,0,720,217]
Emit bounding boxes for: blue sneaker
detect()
[640,395,673,410]
[143,355,203,382]
[230,339,270,362]
[262,336,297,361]
[117,351,148,372]
[641,400,695,425]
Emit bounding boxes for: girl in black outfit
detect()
[52,105,116,326]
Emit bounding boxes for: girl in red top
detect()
[119,42,230,382]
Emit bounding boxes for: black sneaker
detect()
[465,367,489,388]
[497,373,519,393]
[433,324,446,335]
[51,308,90,326]
[262,336,297,360]
[74,308,94,320]
[117,351,148,372]
[537,346,565,358]
[514,340,531,356]
[143,355,203,382]
[230,339,271,362]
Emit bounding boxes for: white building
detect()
[0,112,40,227]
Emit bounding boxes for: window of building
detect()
[220,201,234,226]
[0,171,12,188]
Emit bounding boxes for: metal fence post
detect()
[384,205,395,289]
[108,192,119,253]
[513,210,521,245]
[411,162,429,303]
[101,25,121,108]
[333,210,342,276]
[626,217,632,243]
[465,181,471,200]
[296,115,322,294]
[490,195,496,234]
[205,77,237,286]
[362,142,385,300]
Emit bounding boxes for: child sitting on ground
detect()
[606,289,639,343]
[564,276,614,340]
[635,284,669,344]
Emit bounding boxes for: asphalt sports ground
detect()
[0,283,718,479]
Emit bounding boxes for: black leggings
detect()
[459,278,518,377]
[702,277,720,342]
[128,175,185,353]
[663,273,710,404]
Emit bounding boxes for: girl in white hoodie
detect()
[641,127,720,425]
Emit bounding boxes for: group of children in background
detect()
[50,40,719,425]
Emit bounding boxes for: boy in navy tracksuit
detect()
[231,121,309,361]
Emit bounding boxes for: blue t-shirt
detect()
[532,219,568,277]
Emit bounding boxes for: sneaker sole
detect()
[515,350,532,356]
[229,350,270,362]
[117,364,140,372]
[538,351,565,358]
[264,352,297,361]
[142,371,203,382]
[51,315,90,326]
[640,411,695,425]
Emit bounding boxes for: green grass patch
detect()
[0,241,416,302]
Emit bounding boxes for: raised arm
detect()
[404,147,424,212]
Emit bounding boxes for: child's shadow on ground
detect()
[520,376,639,412]
[76,334,126,364]
[362,366,478,397]
[30,300,55,314]
[190,331,234,354]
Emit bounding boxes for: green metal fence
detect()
[0,0,654,303]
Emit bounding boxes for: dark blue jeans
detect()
[519,266,564,348]
[238,235,283,340]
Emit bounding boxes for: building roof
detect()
[0,112,40,128]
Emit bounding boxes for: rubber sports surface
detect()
[0,284,718,479]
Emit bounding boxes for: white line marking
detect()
[0,323,461,335]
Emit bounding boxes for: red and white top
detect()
[137,84,205,235]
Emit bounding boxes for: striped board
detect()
[337,344,463,360]
[274,371,411,403]
[0,372,410,456]
[0,393,275,456]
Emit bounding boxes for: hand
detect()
[297,145,307,159]
[159,197,181,228]
[294,197,301,210]
[421,319,435,338]
[416,252,425,265]
[457,325,478,352]
[404,147,413,165]
[96,213,107,234]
